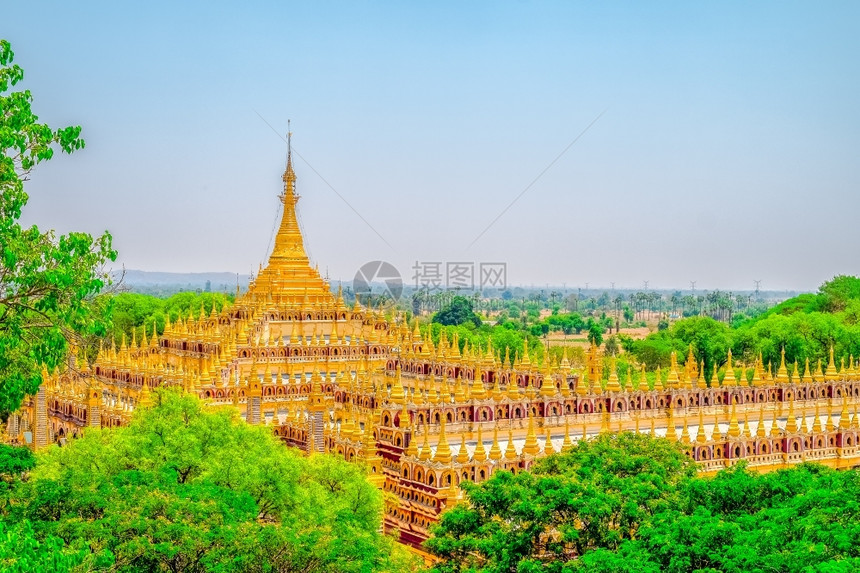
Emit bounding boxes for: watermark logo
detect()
[354,261,403,301]
[353,260,508,304]
[479,262,507,289]
[413,261,507,291]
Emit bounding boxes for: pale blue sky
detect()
[5,1,859,291]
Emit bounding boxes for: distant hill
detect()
[112,270,251,296]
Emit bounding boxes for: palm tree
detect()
[670,291,681,316]
[706,291,719,319]
[632,292,644,320]
[648,292,662,318]
[613,294,624,316]
[681,294,695,316]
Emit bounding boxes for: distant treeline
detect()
[614,275,860,382]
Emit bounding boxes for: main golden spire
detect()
[246,125,334,305]
[271,125,307,262]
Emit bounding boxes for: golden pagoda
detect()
[13,136,860,552]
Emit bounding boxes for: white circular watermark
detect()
[353,261,403,302]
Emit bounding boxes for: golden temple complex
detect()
[12,136,860,549]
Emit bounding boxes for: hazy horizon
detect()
[116,268,808,296]
[6,2,859,292]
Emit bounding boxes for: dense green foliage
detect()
[0,442,34,479]
[630,316,731,376]
[0,390,413,572]
[426,433,695,572]
[493,306,613,340]
[0,442,34,505]
[433,296,483,328]
[0,39,116,420]
[577,464,860,573]
[422,321,581,370]
[587,321,604,347]
[629,276,860,377]
[0,519,87,573]
[530,312,587,336]
[108,291,233,343]
[427,434,860,573]
[730,275,860,365]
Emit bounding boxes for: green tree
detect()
[0,443,34,502]
[587,321,604,347]
[2,389,413,572]
[604,335,619,356]
[622,304,634,323]
[0,519,86,573]
[819,275,860,312]
[426,433,694,572]
[433,295,482,328]
[623,464,860,573]
[631,316,733,375]
[428,434,860,573]
[489,327,528,367]
[107,291,232,343]
[0,443,34,478]
[543,312,585,335]
[530,322,550,337]
[0,40,116,420]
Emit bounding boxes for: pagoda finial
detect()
[776,346,790,383]
[473,424,487,461]
[457,434,470,464]
[488,423,502,461]
[562,417,574,451]
[812,401,823,432]
[522,411,540,456]
[266,123,316,271]
[723,349,737,386]
[504,424,518,459]
[434,415,453,464]
[606,356,621,392]
[638,364,649,392]
[419,425,431,461]
[756,406,766,437]
[696,408,707,443]
[825,345,838,381]
[283,120,296,196]
[769,409,781,438]
[544,428,556,455]
[786,398,798,433]
[727,402,740,438]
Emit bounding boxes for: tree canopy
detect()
[0,389,414,572]
[108,291,233,343]
[433,296,482,328]
[587,321,604,348]
[426,433,694,572]
[427,433,860,573]
[0,39,116,420]
[623,276,860,381]
[818,275,860,313]
[631,316,731,376]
